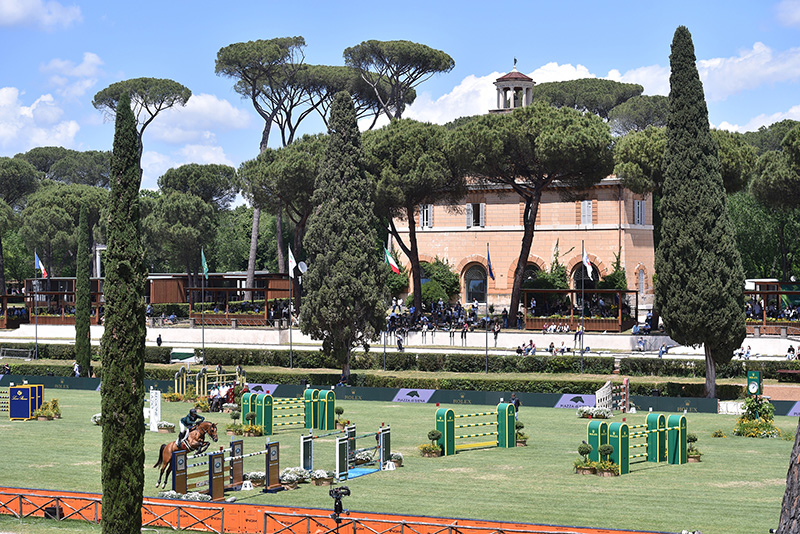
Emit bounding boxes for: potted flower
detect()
[193,398,210,412]
[244,471,266,487]
[687,433,702,462]
[310,469,335,486]
[279,471,301,490]
[157,421,176,433]
[242,423,263,437]
[596,444,618,476]
[390,452,404,468]
[335,407,349,429]
[222,403,238,414]
[419,430,442,457]
[354,451,373,465]
[515,421,529,446]
[49,398,61,419]
[91,413,102,426]
[574,442,595,474]
[226,423,244,436]
[34,407,54,421]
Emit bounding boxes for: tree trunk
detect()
[777,417,800,533]
[244,207,260,300]
[405,207,423,318]
[508,192,541,319]
[779,219,788,282]
[704,345,717,398]
[276,207,285,273]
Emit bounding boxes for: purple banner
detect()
[554,394,596,409]
[247,383,280,395]
[392,388,436,403]
[786,401,800,417]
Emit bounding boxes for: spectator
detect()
[2,363,10,374]
[492,321,501,347]
[501,308,508,329]
[744,346,751,360]
[637,337,645,352]
[510,393,521,420]
[516,345,523,356]
[156,334,162,347]
[658,343,668,358]
[787,345,796,360]
[548,342,556,355]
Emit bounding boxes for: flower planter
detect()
[243,432,256,437]
[312,477,334,486]
[335,422,347,430]
[420,450,441,458]
[37,416,50,421]
[688,456,701,463]
[158,428,175,434]
[516,440,527,447]
[281,482,298,490]
[596,469,618,477]
[354,458,371,465]
[226,430,235,436]
[391,460,403,468]
[575,466,596,475]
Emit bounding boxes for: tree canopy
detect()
[530,78,643,119]
[93,78,191,141]
[344,40,453,120]
[608,94,669,135]
[454,101,614,316]
[364,119,466,315]
[655,26,745,398]
[158,163,240,211]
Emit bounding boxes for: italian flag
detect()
[384,247,400,274]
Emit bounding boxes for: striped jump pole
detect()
[435,403,515,456]
[335,425,390,480]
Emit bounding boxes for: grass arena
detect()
[0,387,796,534]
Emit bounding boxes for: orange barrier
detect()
[0,486,667,534]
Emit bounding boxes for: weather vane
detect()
[513,57,517,68]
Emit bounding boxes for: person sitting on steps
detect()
[177,408,205,450]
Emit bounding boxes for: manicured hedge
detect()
[0,342,173,364]
[619,357,800,380]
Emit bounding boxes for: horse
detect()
[153,421,218,489]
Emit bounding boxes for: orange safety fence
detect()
[0,486,669,534]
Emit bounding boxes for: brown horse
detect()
[153,421,218,488]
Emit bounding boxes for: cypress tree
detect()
[100,90,147,534]
[655,26,745,398]
[300,91,387,377]
[75,204,91,377]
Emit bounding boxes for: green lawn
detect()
[0,389,795,534]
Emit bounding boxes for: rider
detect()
[176,407,205,450]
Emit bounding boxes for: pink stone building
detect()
[392,67,655,312]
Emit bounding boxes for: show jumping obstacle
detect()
[435,403,516,456]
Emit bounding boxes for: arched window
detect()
[465,265,487,303]
[522,264,541,286]
[638,270,646,296]
[572,263,598,291]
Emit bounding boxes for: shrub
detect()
[427,429,442,445]
[598,444,614,461]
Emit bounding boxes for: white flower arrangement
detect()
[157,421,175,429]
[222,403,238,410]
[576,406,613,419]
[157,490,212,501]
[310,469,334,480]
[91,413,102,425]
[390,452,403,462]
[244,471,266,484]
[354,451,373,463]
[280,466,310,484]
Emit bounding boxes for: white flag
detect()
[582,249,593,280]
[288,247,297,279]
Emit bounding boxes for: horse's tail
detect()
[153,443,167,468]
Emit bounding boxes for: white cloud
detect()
[531,62,594,83]
[147,94,252,145]
[777,0,800,28]
[0,87,79,151]
[178,144,235,166]
[141,144,236,191]
[716,104,800,133]
[41,52,103,100]
[607,65,670,96]
[698,42,800,101]
[0,0,82,29]
[141,151,174,191]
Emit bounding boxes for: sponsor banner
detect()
[0,375,171,392]
[247,383,280,395]
[392,388,436,403]
[554,394,595,409]
[630,395,718,414]
[778,400,800,417]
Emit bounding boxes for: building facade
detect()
[393,67,655,312]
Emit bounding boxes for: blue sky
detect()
[2,0,800,191]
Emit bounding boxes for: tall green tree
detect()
[742,119,800,155]
[454,101,614,317]
[655,26,745,398]
[364,119,466,315]
[344,40,453,120]
[75,205,91,377]
[0,157,38,293]
[100,91,147,534]
[158,163,240,211]
[728,191,788,279]
[300,92,386,376]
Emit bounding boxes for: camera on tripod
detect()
[329,486,351,524]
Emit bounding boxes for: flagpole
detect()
[201,270,205,369]
[34,251,38,360]
[580,240,585,374]
[289,276,293,369]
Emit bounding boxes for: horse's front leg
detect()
[198,441,209,454]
